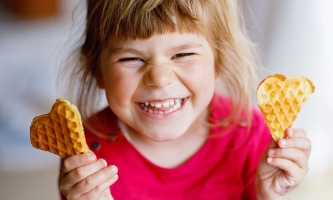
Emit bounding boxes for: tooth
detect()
[175,99,180,103]
[144,107,148,112]
[163,102,170,107]
[148,109,153,113]
[150,102,155,107]
[145,102,149,106]
[155,103,161,108]
[154,110,158,114]
[170,100,175,106]
[158,111,163,114]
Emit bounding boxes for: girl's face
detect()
[99,33,216,142]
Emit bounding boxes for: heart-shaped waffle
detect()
[30,99,89,157]
[256,74,315,141]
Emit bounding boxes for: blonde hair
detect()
[61,0,259,136]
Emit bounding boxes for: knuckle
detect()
[74,167,85,178]
[286,160,295,170]
[61,159,72,172]
[59,184,67,194]
[102,167,113,178]
[66,192,76,200]
[98,158,107,167]
[93,184,103,193]
[83,176,94,186]
[58,174,66,185]
[296,149,303,159]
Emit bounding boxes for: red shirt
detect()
[61,94,271,200]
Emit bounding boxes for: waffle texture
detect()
[30,99,89,157]
[256,74,315,141]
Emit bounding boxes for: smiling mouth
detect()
[139,98,186,114]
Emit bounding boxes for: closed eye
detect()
[172,53,195,59]
[119,57,144,62]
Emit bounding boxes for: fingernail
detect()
[267,157,273,163]
[268,149,275,156]
[101,159,107,167]
[280,139,286,146]
[88,152,96,161]
[109,165,118,173]
[288,129,294,137]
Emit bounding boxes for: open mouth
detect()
[139,98,187,114]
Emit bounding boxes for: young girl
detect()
[59,0,311,199]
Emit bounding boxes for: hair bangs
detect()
[98,0,205,41]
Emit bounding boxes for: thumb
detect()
[101,188,114,200]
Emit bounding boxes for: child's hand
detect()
[256,128,311,200]
[59,152,118,200]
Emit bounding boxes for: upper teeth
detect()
[143,99,182,108]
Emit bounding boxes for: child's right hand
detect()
[59,152,118,200]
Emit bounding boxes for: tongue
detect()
[147,105,174,112]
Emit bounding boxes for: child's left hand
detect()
[255,128,311,200]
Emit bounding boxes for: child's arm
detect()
[255,128,311,200]
[59,152,118,200]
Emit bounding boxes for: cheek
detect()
[103,68,139,108]
[184,60,216,92]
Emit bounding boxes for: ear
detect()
[94,66,105,89]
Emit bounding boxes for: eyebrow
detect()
[169,43,203,53]
[109,42,203,55]
[109,47,142,55]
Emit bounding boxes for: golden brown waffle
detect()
[30,99,89,157]
[256,74,315,141]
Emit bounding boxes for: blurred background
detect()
[0,0,332,199]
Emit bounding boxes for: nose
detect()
[143,64,176,88]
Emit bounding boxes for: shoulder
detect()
[83,107,122,156]
[211,92,268,127]
[210,93,271,145]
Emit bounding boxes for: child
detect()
[58,0,311,199]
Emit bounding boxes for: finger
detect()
[61,159,108,188]
[70,165,118,199]
[278,137,311,156]
[286,128,307,138]
[267,148,308,170]
[267,157,303,179]
[61,152,97,173]
[79,174,118,200]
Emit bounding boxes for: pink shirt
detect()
[61,94,271,200]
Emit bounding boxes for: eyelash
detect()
[119,57,143,62]
[173,53,194,59]
[118,53,194,62]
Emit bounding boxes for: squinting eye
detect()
[119,57,143,62]
[173,53,194,59]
